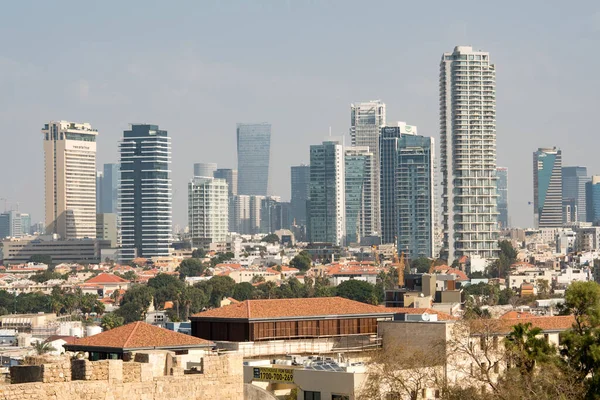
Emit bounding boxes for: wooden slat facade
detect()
[191,317,381,342]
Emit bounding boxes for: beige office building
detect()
[42,121,98,239]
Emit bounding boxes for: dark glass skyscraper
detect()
[100,163,119,214]
[380,126,401,244]
[290,165,310,226]
[533,147,562,228]
[586,176,600,224]
[119,124,172,262]
[496,167,509,229]
[237,123,271,196]
[562,166,589,223]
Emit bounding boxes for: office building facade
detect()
[0,211,23,239]
[188,177,228,247]
[562,166,589,223]
[533,147,563,228]
[440,46,498,262]
[119,124,172,262]
[308,140,345,245]
[496,167,509,229]
[99,163,119,214]
[290,165,310,227]
[587,176,600,224]
[237,123,271,196]
[96,213,118,248]
[344,147,374,245]
[42,121,97,240]
[213,168,238,233]
[350,101,386,235]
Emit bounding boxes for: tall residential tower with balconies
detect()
[118,124,172,262]
[440,46,498,262]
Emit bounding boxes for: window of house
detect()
[304,391,321,400]
[332,395,349,400]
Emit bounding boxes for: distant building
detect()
[0,236,100,264]
[344,147,374,245]
[237,123,271,196]
[586,176,600,224]
[290,165,310,227]
[350,100,386,235]
[20,213,31,236]
[562,166,589,223]
[119,124,172,262]
[193,163,217,179]
[99,163,119,214]
[213,168,238,197]
[497,167,509,229]
[96,213,117,248]
[42,121,98,239]
[533,147,563,228]
[308,140,345,246]
[188,177,229,248]
[0,211,23,239]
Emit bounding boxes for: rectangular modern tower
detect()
[237,123,271,196]
[533,147,563,228]
[119,124,172,262]
[440,46,498,262]
[188,176,228,248]
[42,121,97,239]
[562,166,589,223]
[586,176,600,224]
[344,147,374,245]
[350,101,385,236]
[290,165,310,227]
[308,140,345,246]
[496,167,509,229]
[214,168,238,197]
[99,163,119,214]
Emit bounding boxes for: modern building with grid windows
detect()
[496,167,509,229]
[188,176,228,248]
[440,46,498,262]
[237,123,271,196]
[118,124,172,262]
[344,147,374,245]
[562,166,589,223]
[533,147,563,228]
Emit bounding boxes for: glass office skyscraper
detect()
[496,167,509,229]
[344,147,374,245]
[562,166,589,223]
[290,165,310,227]
[237,123,271,196]
[119,124,172,262]
[533,147,563,228]
[586,176,600,224]
[99,163,119,214]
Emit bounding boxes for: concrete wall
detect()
[3,353,243,400]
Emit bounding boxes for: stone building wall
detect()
[2,353,243,400]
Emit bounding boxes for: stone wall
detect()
[2,353,243,400]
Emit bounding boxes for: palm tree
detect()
[33,341,56,356]
[505,322,552,375]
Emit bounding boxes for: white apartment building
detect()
[350,101,386,236]
[440,46,498,262]
[188,177,229,247]
[42,121,98,239]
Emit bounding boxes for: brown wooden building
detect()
[190,297,399,342]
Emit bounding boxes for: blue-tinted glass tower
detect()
[562,166,589,223]
[586,176,600,224]
[290,165,310,226]
[237,123,271,196]
[100,163,119,214]
[533,147,562,228]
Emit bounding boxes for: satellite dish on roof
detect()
[422,313,431,322]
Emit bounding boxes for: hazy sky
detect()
[1,0,600,229]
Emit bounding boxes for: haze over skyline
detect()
[2,0,600,229]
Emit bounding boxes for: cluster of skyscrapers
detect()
[533,147,600,228]
[25,45,522,265]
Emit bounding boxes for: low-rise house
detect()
[79,273,130,298]
[64,321,214,361]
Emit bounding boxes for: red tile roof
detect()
[499,311,536,319]
[65,322,212,350]
[432,266,469,281]
[192,297,395,320]
[471,315,575,334]
[387,307,458,321]
[85,273,129,284]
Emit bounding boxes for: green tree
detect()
[177,258,207,280]
[148,273,185,308]
[115,285,155,323]
[251,275,265,284]
[232,282,255,301]
[206,275,236,307]
[210,252,235,267]
[505,322,553,375]
[29,271,66,283]
[336,280,377,304]
[100,312,125,330]
[289,251,312,272]
[191,248,206,259]
[29,255,54,271]
[498,288,516,305]
[261,233,280,244]
[410,257,432,274]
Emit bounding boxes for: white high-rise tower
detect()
[350,101,386,236]
[440,46,498,262]
[42,121,98,239]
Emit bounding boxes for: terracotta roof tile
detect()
[192,297,394,320]
[471,315,575,334]
[85,273,129,284]
[66,322,212,350]
[499,311,536,319]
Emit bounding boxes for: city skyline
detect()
[3,2,600,230]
